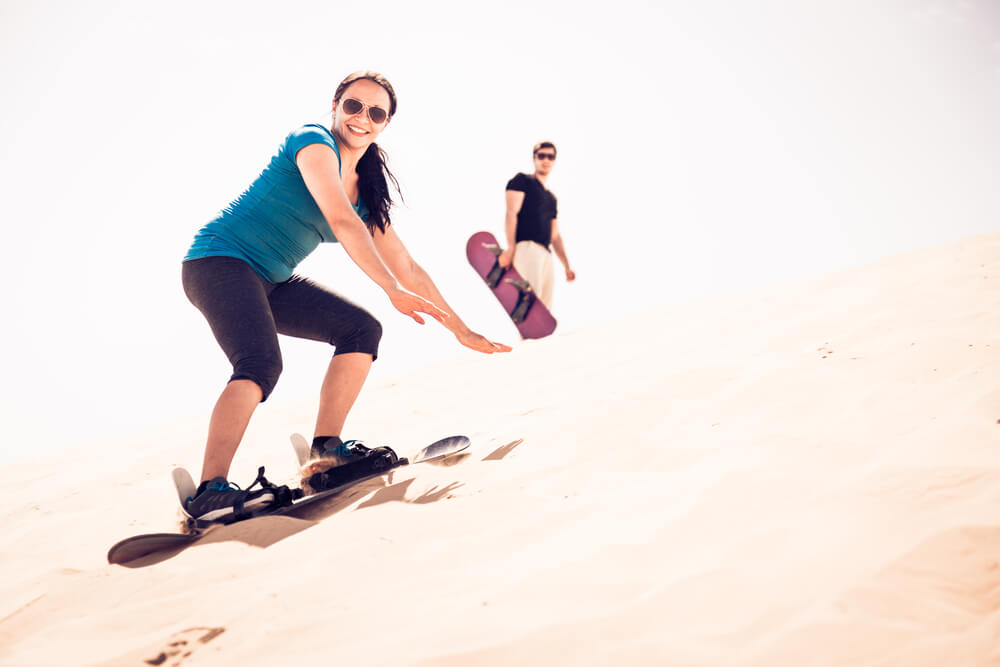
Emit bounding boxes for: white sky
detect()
[1,0,998,464]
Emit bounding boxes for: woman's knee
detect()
[337,313,382,359]
[357,314,383,355]
[232,354,283,401]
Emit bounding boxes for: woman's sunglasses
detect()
[535,152,556,161]
[341,98,389,124]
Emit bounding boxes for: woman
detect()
[181,71,510,520]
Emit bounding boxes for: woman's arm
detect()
[296,144,446,325]
[373,225,512,354]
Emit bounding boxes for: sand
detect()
[2,231,999,666]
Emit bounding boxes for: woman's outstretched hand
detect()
[385,285,510,353]
[386,288,448,325]
[454,328,513,354]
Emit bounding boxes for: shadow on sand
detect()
[482,438,525,461]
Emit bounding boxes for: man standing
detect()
[498,141,575,310]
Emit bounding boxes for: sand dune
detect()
[2,231,999,666]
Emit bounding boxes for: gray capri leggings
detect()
[182,256,382,401]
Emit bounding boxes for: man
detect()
[498,141,575,310]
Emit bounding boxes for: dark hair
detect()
[533,141,557,157]
[334,71,401,235]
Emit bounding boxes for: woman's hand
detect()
[454,327,513,354]
[386,287,448,325]
[498,248,514,268]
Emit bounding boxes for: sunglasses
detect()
[341,98,389,124]
[535,152,556,161]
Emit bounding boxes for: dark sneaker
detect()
[184,476,275,522]
[309,438,373,466]
[301,440,398,495]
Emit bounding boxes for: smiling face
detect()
[332,78,392,152]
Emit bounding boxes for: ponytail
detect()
[356,141,401,236]
[333,70,401,236]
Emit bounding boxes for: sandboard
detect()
[466,230,557,339]
[107,435,470,564]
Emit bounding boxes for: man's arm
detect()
[550,218,576,281]
[498,189,524,268]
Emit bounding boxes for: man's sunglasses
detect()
[341,98,389,124]
[535,152,556,161]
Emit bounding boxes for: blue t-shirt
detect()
[184,124,369,283]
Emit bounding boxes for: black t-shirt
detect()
[506,173,558,249]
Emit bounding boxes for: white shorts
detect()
[512,240,554,310]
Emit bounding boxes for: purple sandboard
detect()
[466,231,557,339]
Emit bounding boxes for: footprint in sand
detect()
[143,626,225,666]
